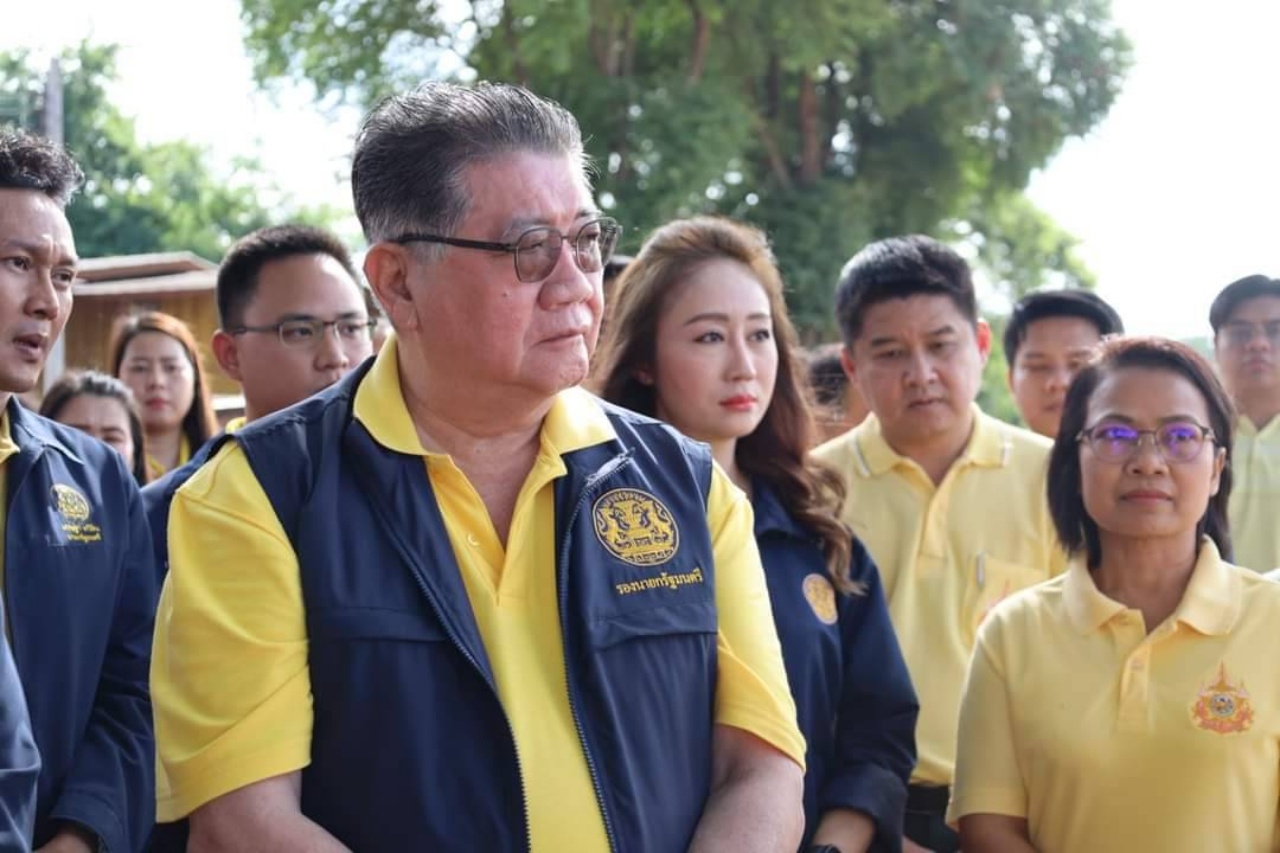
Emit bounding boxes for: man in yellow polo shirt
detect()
[143,224,374,851]
[1211,274,1280,572]
[813,235,1066,853]
[152,82,805,852]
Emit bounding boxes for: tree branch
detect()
[687,0,710,84]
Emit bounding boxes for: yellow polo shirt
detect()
[152,339,804,846]
[812,408,1066,786]
[950,540,1280,852]
[1229,415,1280,572]
[146,434,191,483]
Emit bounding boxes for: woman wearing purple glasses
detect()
[950,336,1280,852]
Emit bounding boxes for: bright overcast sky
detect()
[4,0,1277,340]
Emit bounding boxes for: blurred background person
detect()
[595,216,918,853]
[1004,289,1124,438]
[1210,274,1280,571]
[39,370,147,486]
[807,343,870,444]
[950,336,1280,853]
[109,311,217,480]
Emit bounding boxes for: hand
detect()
[903,839,936,853]
[35,828,96,853]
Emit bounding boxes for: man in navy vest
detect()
[0,132,156,852]
[142,224,373,851]
[142,223,375,579]
[152,82,806,851]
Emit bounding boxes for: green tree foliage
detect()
[0,43,327,261]
[241,0,1128,328]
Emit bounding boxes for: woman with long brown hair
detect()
[109,311,217,479]
[593,216,918,853]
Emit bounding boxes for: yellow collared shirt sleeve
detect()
[151,444,312,821]
[707,467,806,769]
[948,616,1027,825]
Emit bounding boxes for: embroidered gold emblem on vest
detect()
[802,574,838,625]
[51,484,102,544]
[1191,663,1255,735]
[593,488,679,566]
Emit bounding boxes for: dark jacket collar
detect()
[7,397,82,463]
[751,478,809,540]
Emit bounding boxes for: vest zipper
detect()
[402,564,534,853]
[557,451,633,853]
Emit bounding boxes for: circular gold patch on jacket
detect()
[803,574,838,625]
[51,483,91,523]
[593,488,679,566]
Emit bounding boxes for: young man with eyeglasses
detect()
[150,82,805,851]
[143,223,374,570]
[1210,274,1280,571]
[141,224,373,849]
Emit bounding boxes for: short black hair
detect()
[216,224,361,328]
[1209,274,1280,334]
[1004,289,1124,364]
[0,130,84,207]
[834,234,976,344]
[1048,336,1234,566]
[806,344,848,407]
[603,254,633,284]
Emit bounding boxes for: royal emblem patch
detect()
[802,574,838,625]
[593,488,679,566]
[51,484,102,544]
[1191,663,1254,735]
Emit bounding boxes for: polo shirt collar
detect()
[852,404,1008,477]
[1064,538,1240,636]
[352,334,616,458]
[1237,414,1280,440]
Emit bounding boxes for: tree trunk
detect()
[687,0,710,84]
[798,71,821,184]
[765,52,781,118]
[501,9,530,87]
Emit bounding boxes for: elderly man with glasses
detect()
[150,82,806,852]
[1209,274,1280,571]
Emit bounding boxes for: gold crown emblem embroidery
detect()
[1191,663,1255,735]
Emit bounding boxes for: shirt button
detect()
[466,533,479,547]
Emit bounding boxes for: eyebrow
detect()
[503,208,603,237]
[272,311,366,323]
[1091,413,1205,425]
[867,324,956,348]
[682,311,772,326]
[0,238,78,267]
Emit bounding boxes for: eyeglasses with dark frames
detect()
[1076,420,1216,464]
[390,216,621,283]
[230,317,377,348]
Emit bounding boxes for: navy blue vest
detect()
[232,364,719,851]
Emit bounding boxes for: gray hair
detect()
[0,130,84,208]
[352,81,588,248]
